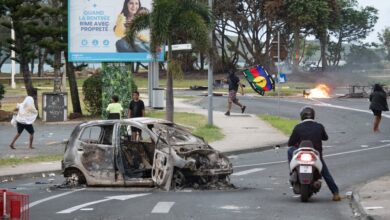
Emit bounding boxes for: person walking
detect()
[225,70,246,116]
[128,91,145,140]
[369,84,389,132]
[9,96,38,149]
[106,95,123,119]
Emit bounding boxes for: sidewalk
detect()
[353,176,390,220]
[0,97,288,179]
[174,98,288,153]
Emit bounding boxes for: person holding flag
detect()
[225,70,246,116]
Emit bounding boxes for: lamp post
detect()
[207,0,213,125]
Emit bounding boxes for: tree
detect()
[283,0,330,72]
[101,63,137,119]
[378,27,390,61]
[346,43,380,68]
[36,0,67,92]
[0,23,10,71]
[329,0,378,66]
[0,0,41,99]
[126,0,212,122]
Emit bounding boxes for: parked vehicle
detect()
[62,118,233,190]
[289,141,323,202]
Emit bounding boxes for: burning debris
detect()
[304,84,331,98]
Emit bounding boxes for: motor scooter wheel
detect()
[300,184,311,202]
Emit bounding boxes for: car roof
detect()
[78,117,172,128]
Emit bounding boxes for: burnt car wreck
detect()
[62,118,233,190]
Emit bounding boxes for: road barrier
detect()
[0,189,29,220]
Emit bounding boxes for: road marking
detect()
[312,100,390,119]
[80,208,94,211]
[232,168,265,176]
[151,202,175,214]
[57,193,150,214]
[361,145,369,148]
[380,140,390,143]
[30,188,85,208]
[364,206,384,210]
[235,143,390,168]
[324,143,390,158]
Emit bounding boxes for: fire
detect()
[306,84,331,98]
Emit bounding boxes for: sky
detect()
[358,0,390,43]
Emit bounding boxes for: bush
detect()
[82,74,102,115]
[101,63,138,118]
[0,83,5,101]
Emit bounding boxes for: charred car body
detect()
[62,118,233,190]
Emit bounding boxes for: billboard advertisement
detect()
[68,0,164,62]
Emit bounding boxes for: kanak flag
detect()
[242,65,275,96]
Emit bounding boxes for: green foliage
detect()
[146,111,224,142]
[125,0,212,122]
[101,63,138,119]
[168,60,184,80]
[82,74,103,115]
[346,44,380,67]
[258,114,299,136]
[0,83,5,101]
[379,27,390,61]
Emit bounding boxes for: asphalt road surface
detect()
[2,96,390,220]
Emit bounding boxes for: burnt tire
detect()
[300,184,311,202]
[65,169,86,187]
[171,170,186,190]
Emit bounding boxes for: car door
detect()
[78,124,115,184]
[152,148,174,191]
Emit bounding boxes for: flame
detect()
[307,84,331,98]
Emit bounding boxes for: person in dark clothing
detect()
[287,106,341,201]
[369,84,389,132]
[225,70,246,116]
[128,91,145,140]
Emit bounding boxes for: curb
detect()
[0,170,63,183]
[350,188,375,220]
[223,142,287,156]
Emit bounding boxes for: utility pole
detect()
[277,31,281,116]
[11,18,16,89]
[207,0,213,125]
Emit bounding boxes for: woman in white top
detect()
[9,96,38,149]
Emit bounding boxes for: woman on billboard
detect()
[114,0,150,52]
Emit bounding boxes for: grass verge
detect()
[146,111,224,142]
[258,114,299,136]
[0,154,63,167]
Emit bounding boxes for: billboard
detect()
[68,0,164,62]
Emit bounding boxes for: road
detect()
[1,96,390,220]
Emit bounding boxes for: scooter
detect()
[289,140,323,202]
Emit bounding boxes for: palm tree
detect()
[126,0,212,122]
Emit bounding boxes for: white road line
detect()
[234,143,390,168]
[234,160,285,168]
[57,193,150,214]
[80,208,94,211]
[313,99,390,119]
[364,206,384,210]
[283,98,390,119]
[57,198,111,214]
[232,168,265,176]
[30,188,85,208]
[151,202,175,214]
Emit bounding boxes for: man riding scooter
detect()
[288,107,341,201]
